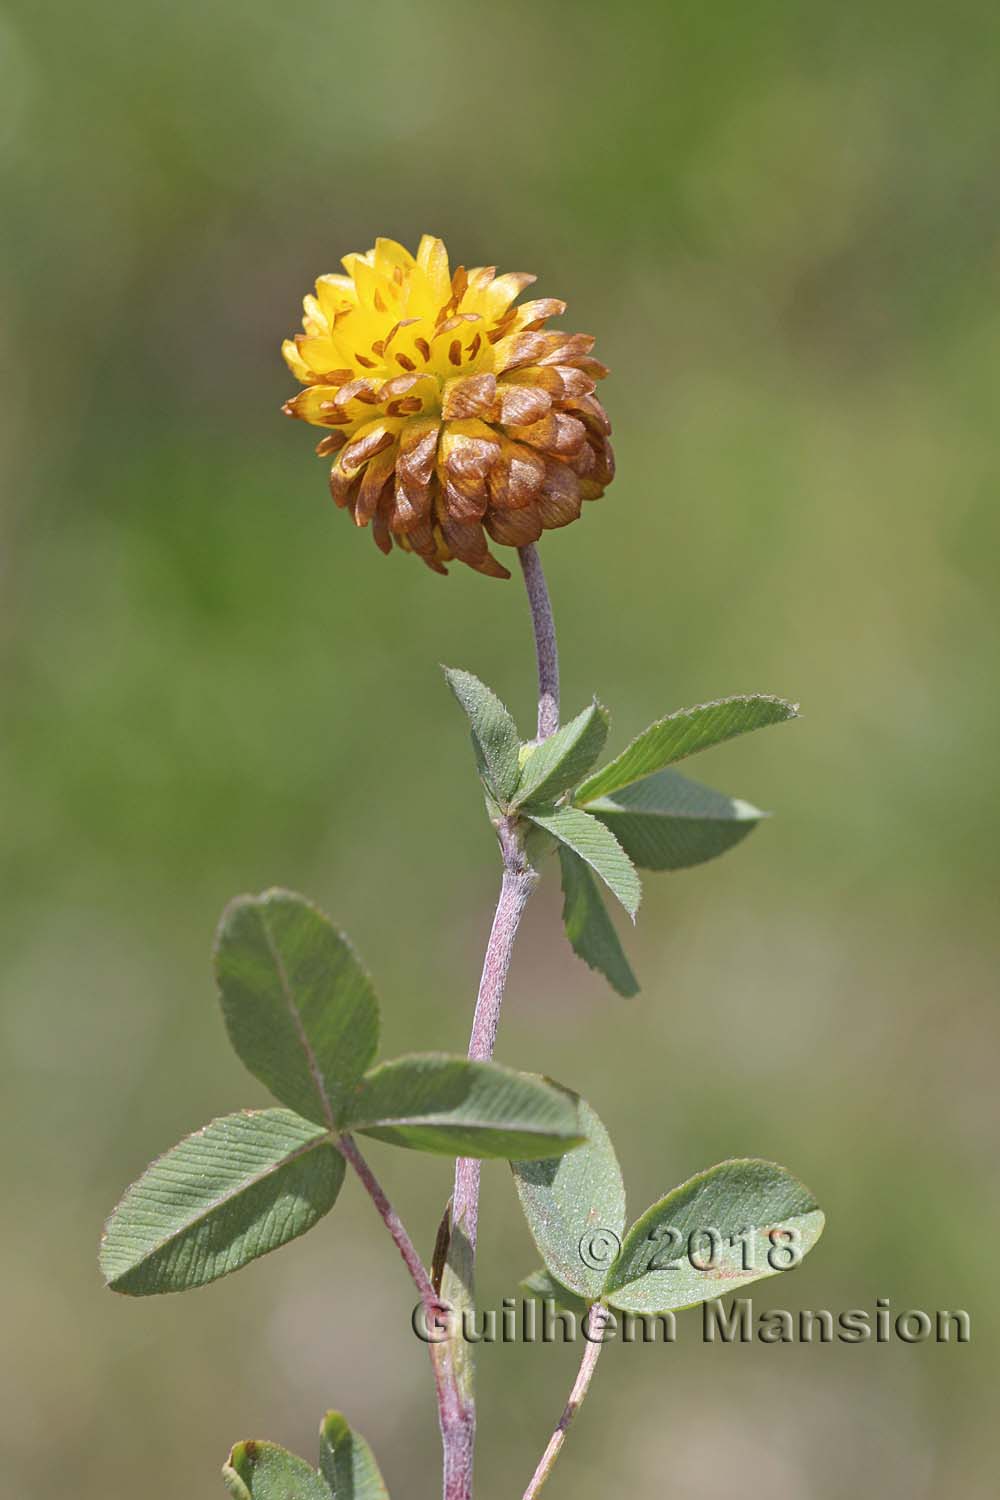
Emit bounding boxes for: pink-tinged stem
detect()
[441,544,561,1500]
[335,1135,466,1451]
[522,1306,610,1500]
[451,865,539,1251]
[518,543,560,740]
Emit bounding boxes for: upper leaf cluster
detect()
[445,668,799,996]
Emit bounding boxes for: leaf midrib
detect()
[258,907,336,1130]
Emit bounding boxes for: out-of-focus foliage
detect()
[1,0,997,1495]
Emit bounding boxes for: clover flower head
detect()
[282,236,613,578]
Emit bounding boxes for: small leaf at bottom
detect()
[319,1412,389,1499]
[223,1440,331,1500]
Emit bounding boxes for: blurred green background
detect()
[3,0,998,1495]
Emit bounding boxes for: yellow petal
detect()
[315,275,357,324]
[282,338,312,384]
[482,272,536,319]
[416,235,451,309]
[374,237,417,274]
[282,386,351,427]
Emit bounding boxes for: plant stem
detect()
[336,1133,439,1312]
[451,864,539,1251]
[518,542,560,739]
[521,1306,610,1500]
[440,543,562,1500]
[336,1134,466,1449]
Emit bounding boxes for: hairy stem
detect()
[518,542,560,740]
[522,1306,610,1500]
[440,544,561,1500]
[451,864,539,1251]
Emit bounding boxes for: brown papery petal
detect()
[535,333,596,366]
[315,432,347,456]
[590,435,616,486]
[563,355,610,382]
[469,551,512,580]
[509,365,566,395]
[443,476,488,523]
[439,515,491,565]
[397,418,441,488]
[329,463,360,510]
[355,445,397,526]
[563,393,612,436]
[511,411,587,457]
[516,298,567,330]
[439,420,500,499]
[392,471,431,532]
[439,515,509,578]
[401,516,437,554]
[492,330,566,374]
[441,373,497,420]
[547,364,598,397]
[372,499,393,555]
[484,502,544,547]
[497,382,552,427]
[569,439,597,477]
[538,461,582,529]
[488,437,546,511]
[341,424,397,471]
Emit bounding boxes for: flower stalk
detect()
[441,541,562,1499]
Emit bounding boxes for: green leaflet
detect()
[581,767,764,871]
[319,1412,390,1499]
[348,1054,585,1159]
[514,701,609,809]
[577,694,799,803]
[215,890,379,1130]
[526,805,641,919]
[100,1109,344,1296]
[512,1097,626,1300]
[602,1158,825,1314]
[558,846,639,997]
[223,1441,331,1500]
[443,666,521,804]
